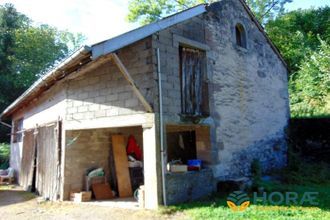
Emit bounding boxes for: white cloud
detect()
[1,0,139,45]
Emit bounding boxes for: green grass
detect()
[164,181,330,220]
[163,158,330,219]
[160,155,330,220]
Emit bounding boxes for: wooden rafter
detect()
[110,53,153,113]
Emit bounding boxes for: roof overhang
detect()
[0,4,207,120]
[0,46,92,119]
[91,4,207,59]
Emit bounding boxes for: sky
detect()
[1,0,329,45]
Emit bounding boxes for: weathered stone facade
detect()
[206,0,289,178]
[166,169,215,205]
[152,0,289,180]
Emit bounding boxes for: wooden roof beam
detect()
[110,53,153,113]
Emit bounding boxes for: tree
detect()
[0,4,85,142]
[266,7,330,73]
[245,0,292,24]
[127,0,291,25]
[289,39,330,117]
[0,4,28,112]
[266,7,330,117]
[12,25,85,89]
[0,4,85,109]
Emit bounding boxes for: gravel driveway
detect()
[0,185,186,220]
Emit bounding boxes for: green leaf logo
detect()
[227,191,250,211]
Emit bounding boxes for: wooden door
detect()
[35,122,61,200]
[20,130,35,191]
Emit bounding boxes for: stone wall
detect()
[152,0,289,179]
[165,169,215,205]
[206,0,289,179]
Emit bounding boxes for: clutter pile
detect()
[126,135,144,193]
[167,159,202,173]
[70,134,145,205]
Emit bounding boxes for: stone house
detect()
[0,0,289,208]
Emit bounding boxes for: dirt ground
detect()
[0,185,186,220]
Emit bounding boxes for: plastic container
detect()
[187,159,202,167]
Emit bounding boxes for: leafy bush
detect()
[0,143,10,169]
[289,38,330,118]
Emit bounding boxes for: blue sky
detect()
[1,0,329,45]
[286,0,329,11]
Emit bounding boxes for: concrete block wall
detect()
[152,0,289,179]
[152,15,206,119]
[63,126,143,200]
[66,37,154,123]
[64,129,110,200]
[10,37,159,204]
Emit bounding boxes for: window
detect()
[179,47,209,116]
[166,130,196,164]
[13,118,23,143]
[235,23,247,48]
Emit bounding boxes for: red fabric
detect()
[126,135,142,160]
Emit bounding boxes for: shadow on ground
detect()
[0,185,36,207]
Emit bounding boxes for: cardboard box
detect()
[170,165,188,173]
[70,191,92,202]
